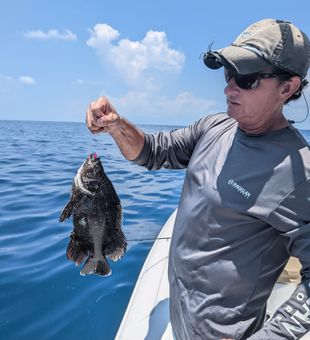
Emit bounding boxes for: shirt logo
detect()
[227,179,251,199]
[240,31,251,38]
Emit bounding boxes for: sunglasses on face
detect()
[224,69,287,90]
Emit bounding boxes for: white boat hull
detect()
[116,210,310,340]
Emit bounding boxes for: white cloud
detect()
[86,24,119,47]
[23,29,77,41]
[85,24,216,125]
[87,23,185,83]
[0,74,14,82]
[19,76,37,85]
[72,79,84,85]
[108,90,216,125]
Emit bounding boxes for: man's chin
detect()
[226,107,239,120]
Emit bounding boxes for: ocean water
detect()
[0,120,185,340]
[1,120,310,340]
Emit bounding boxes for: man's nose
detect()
[224,78,240,96]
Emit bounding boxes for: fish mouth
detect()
[88,153,100,162]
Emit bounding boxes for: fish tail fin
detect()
[80,255,111,277]
[95,258,112,276]
[66,235,86,265]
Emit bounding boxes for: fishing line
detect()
[127,237,172,243]
[89,133,98,157]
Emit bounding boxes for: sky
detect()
[1,0,310,128]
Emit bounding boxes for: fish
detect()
[59,153,126,276]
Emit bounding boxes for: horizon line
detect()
[0,118,186,128]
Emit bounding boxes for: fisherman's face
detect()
[224,68,286,134]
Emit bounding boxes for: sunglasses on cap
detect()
[224,69,288,90]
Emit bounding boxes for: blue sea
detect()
[1,120,309,340]
[0,120,185,340]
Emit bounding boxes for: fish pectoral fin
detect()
[59,201,74,222]
[66,236,87,265]
[80,256,111,277]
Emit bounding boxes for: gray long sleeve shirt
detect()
[134,113,310,339]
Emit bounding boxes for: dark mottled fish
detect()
[59,153,126,276]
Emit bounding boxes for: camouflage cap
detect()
[204,19,310,78]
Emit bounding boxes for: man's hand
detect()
[86,96,144,160]
[86,96,120,134]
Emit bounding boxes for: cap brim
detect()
[205,45,271,74]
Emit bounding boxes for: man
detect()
[87,19,310,339]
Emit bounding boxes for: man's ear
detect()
[280,76,301,101]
